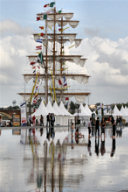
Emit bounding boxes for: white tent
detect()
[112,105,122,117]
[32,100,73,126]
[46,101,56,114]
[32,100,48,117]
[54,101,72,126]
[120,106,128,122]
[74,104,92,116]
[84,104,92,116]
[59,101,72,116]
[53,101,60,116]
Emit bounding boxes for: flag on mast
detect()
[38,52,43,64]
[63,76,67,86]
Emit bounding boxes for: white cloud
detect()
[0,19,128,106]
[0,20,34,36]
[70,37,128,86]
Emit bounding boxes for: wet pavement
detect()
[0,126,128,192]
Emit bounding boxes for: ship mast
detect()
[19,3,90,105]
[45,18,48,104]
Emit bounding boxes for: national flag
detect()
[58,79,62,85]
[36,39,43,43]
[36,17,40,21]
[38,52,43,64]
[65,97,69,101]
[30,62,36,65]
[39,26,44,30]
[36,45,42,50]
[63,76,67,86]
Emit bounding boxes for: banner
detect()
[12,114,20,127]
[20,102,27,126]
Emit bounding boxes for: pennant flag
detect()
[65,97,69,101]
[58,10,62,14]
[38,52,43,64]
[33,70,36,74]
[69,44,75,49]
[58,28,62,32]
[36,39,43,43]
[44,3,50,8]
[59,27,69,32]
[43,14,47,20]
[36,45,42,50]
[63,76,67,86]
[39,33,44,37]
[32,66,36,69]
[30,62,36,65]
[50,2,55,7]
[48,25,52,30]
[36,17,40,21]
[33,99,37,104]
[58,79,62,85]
[44,2,55,8]
[20,101,26,107]
[39,26,44,30]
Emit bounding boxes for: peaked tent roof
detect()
[32,100,48,117]
[112,105,122,116]
[84,104,92,116]
[53,101,61,115]
[59,101,72,116]
[46,101,56,114]
[120,106,128,116]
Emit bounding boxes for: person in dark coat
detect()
[95,117,100,137]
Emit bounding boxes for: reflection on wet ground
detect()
[0,126,128,192]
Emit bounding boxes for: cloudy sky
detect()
[0,0,128,107]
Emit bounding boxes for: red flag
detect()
[58,28,62,32]
[33,99,37,104]
[36,45,42,50]
[58,79,62,85]
[30,62,36,65]
[39,26,44,30]
[44,4,49,7]
[40,33,44,36]
[36,17,40,21]
[65,97,69,100]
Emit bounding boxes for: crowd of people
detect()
[88,115,123,139]
[28,113,55,138]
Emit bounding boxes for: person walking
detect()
[95,117,100,137]
[112,120,116,138]
[88,118,92,138]
[101,117,106,140]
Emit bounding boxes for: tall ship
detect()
[19,1,90,111]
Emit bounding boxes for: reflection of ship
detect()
[20,129,40,145]
[19,1,90,107]
[23,132,87,191]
